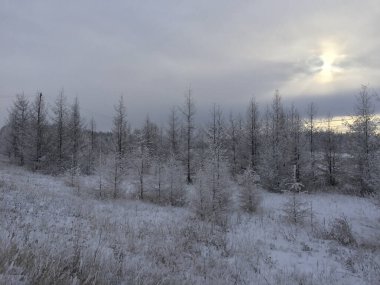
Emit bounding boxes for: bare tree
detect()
[109,96,128,198]
[323,114,338,186]
[239,167,261,213]
[52,89,69,171]
[6,94,29,166]
[261,90,287,191]
[68,97,83,172]
[29,92,48,170]
[288,104,302,183]
[227,113,239,177]
[167,106,179,156]
[180,88,195,184]
[84,117,97,174]
[246,98,260,170]
[131,132,150,200]
[113,96,128,160]
[348,85,379,195]
[305,102,317,184]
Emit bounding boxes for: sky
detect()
[1,0,379,130]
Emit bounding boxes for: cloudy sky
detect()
[1,0,379,130]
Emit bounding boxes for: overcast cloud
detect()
[1,0,379,130]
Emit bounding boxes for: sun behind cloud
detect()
[316,42,345,83]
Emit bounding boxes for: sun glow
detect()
[316,42,344,83]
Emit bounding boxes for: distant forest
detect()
[1,85,379,201]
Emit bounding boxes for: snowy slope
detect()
[0,162,379,285]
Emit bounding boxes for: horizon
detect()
[1,1,379,130]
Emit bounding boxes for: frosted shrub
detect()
[239,167,261,213]
[329,216,357,246]
[282,182,308,224]
[189,160,231,228]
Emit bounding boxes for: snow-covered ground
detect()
[0,161,379,285]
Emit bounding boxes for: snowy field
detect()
[0,161,379,285]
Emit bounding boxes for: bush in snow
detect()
[162,155,185,206]
[238,167,261,213]
[189,159,231,228]
[328,216,357,246]
[282,181,309,224]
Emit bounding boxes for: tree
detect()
[163,154,185,206]
[29,92,49,170]
[190,158,231,228]
[305,102,317,184]
[226,113,239,177]
[206,104,225,180]
[131,130,150,200]
[142,115,159,158]
[288,104,302,183]
[190,104,230,228]
[246,98,260,170]
[348,85,379,195]
[180,88,195,184]
[84,117,97,175]
[261,90,287,191]
[51,89,69,171]
[68,97,83,172]
[6,94,29,165]
[109,96,128,199]
[239,167,261,213]
[167,106,180,156]
[113,96,128,160]
[323,114,338,186]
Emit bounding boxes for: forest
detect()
[0,85,379,284]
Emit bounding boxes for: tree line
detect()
[1,85,379,205]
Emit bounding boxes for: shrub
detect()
[239,168,261,213]
[328,216,357,246]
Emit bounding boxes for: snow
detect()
[0,161,379,284]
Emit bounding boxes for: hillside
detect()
[0,160,379,285]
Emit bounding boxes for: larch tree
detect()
[109,96,128,198]
[51,89,69,172]
[348,85,379,195]
[180,88,195,184]
[167,106,179,156]
[305,102,317,184]
[29,93,49,171]
[323,114,338,186]
[261,90,287,191]
[68,97,83,171]
[6,94,29,166]
[245,98,260,170]
[84,117,97,175]
[191,104,230,228]
[288,104,302,183]
[227,113,239,177]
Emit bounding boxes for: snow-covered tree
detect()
[113,96,128,160]
[51,89,69,172]
[323,114,338,186]
[131,131,151,200]
[245,98,260,170]
[67,97,83,177]
[163,154,185,206]
[239,167,261,213]
[260,90,288,191]
[287,104,303,183]
[108,96,129,198]
[180,88,195,184]
[6,94,29,166]
[348,85,379,195]
[190,104,231,228]
[167,106,180,156]
[305,102,318,184]
[28,93,49,170]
